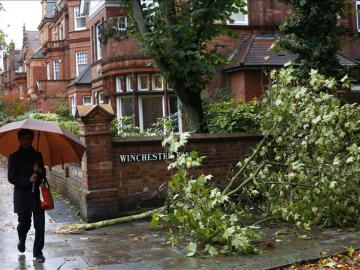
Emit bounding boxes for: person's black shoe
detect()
[35,255,45,263]
[17,241,25,253]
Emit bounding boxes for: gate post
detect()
[76,104,117,222]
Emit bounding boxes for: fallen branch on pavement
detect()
[55,207,164,234]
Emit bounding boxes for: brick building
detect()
[36,0,91,112]
[1,42,23,97]
[1,0,360,120]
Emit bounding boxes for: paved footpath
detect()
[1,163,360,270]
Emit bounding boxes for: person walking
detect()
[7,129,46,263]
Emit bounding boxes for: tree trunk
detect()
[174,82,206,133]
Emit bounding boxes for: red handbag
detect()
[40,178,54,210]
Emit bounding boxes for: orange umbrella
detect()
[0,118,85,167]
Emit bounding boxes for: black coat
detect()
[8,146,46,213]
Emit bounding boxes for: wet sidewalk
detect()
[1,163,360,270]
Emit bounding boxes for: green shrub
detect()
[112,116,171,137]
[59,121,80,136]
[204,99,261,133]
[13,112,79,135]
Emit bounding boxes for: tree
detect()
[122,0,247,132]
[0,92,32,119]
[0,3,7,51]
[278,0,348,80]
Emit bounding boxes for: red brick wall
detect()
[112,134,261,212]
[48,127,261,221]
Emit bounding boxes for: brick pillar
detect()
[77,104,117,222]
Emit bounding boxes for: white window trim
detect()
[46,63,50,80]
[168,96,183,133]
[99,92,104,104]
[116,76,123,93]
[83,96,93,105]
[71,94,77,116]
[74,5,86,31]
[357,1,360,32]
[116,96,122,119]
[227,2,248,26]
[95,22,102,60]
[138,96,165,131]
[152,74,164,91]
[75,51,87,77]
[126,75,133,92]
[53,60,60,80]
[137,74,150,91]
[117,16,128,31]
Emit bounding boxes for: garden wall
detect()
[47,105,262,222]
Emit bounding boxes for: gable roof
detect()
[225,34,359,72]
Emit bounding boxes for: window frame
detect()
[356,1,360,32]
[138,95,165,131]
[75,51,88,77]
[116,76,123,93]
[46,63,50,80]
[117,16,128,32]
[137,74,150,91]
[70,94,77,116]
[99,92,104,104]
[95,22,102,60]
[126,75,133,92]
[152,74,164,91]
[83,96,93,105]
[74,5,86,31]
[53,60,60,80]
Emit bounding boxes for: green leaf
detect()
[185,242,197,257]
[204,244,219,256]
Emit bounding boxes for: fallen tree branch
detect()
[226,161,266,197]
[55,207,164,234]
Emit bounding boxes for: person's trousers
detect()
[17,208,45,257]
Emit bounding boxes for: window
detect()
[83,96,92,105]
[53,60,60,80]
[46,63,50,80]
[138,74,149,91]
[351,85,360,92]
[116,96,133,118]
[139,96,164,130]
[76,51,87,76]
[99,92,104,104]
[71,95,76,116]
[117,16,127,32]
[228,2,248,25]
[152,74,163,90]
[74,6,86,30]
[357,1,360,31]
[168,96,181,133]
[116,76,123,93]
[95,22,102,60]
[126,75,133,92]
[58,20,65,39]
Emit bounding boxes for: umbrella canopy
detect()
[0,119,85,167]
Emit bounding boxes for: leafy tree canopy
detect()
[278,0,349,80]
[121,0,247,132]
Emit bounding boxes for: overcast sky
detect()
[0,0,42,49]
